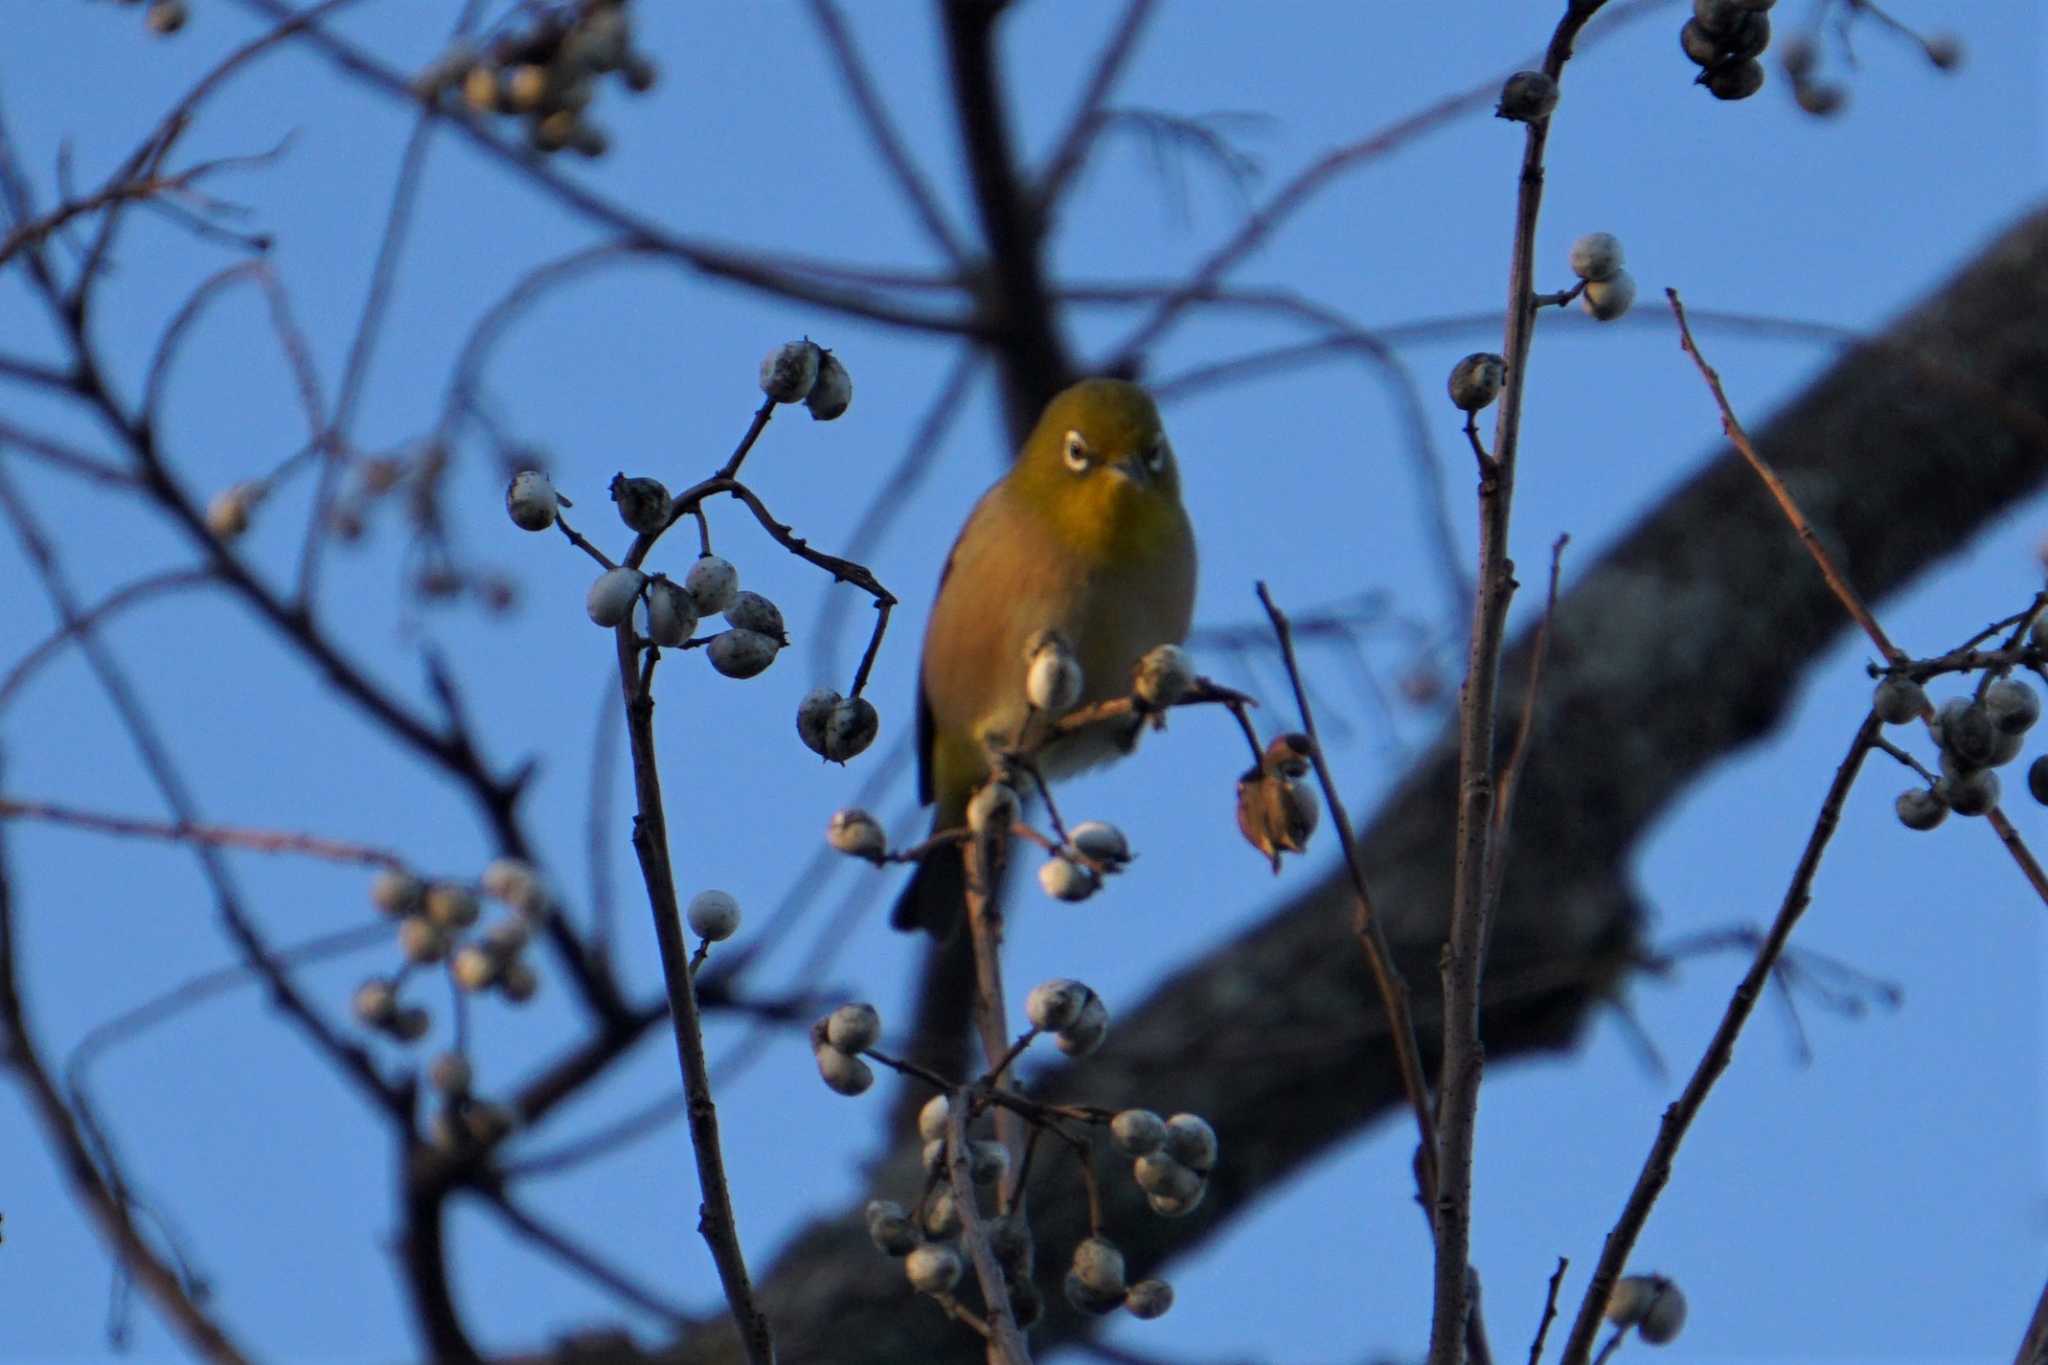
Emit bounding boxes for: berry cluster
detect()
[412,0,655,158]
[831,984,1204,1332]
[1681,0,1776,102]
[1886,670,2042,829]
[346,859,553,1149]
[1568,231,1636,323]
[1778,22,1961,119]
[508,341,862,695]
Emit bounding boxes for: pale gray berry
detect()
[1069,821,1131,871]
[865,1200,920,1256]
[967,781,1021,837]
[759,340,822,404]
[826,808,887,859]
[968,1139,1009,1185]
[352,977,398,1026]
[815,1045,874,1096]
[398,916,450,965]
[920,1186,960,1238]
[1940,767,2000,817]
[1495,70,1557,122]
[423,884,481,930]
[822,696,878,761]
[1704,58,1765,100]
[806,350,853,420]
[609,474,670,534]
[1024,631,1084,711]
[1985,678,2039,734]
[706,628,779,678]
[1025,978,1090,1032]
[451,945,498,991]
[725,590,785,640]
[686,889,741,941]
[904,1243,962,1295]
[1132,643,1195,709]
[480,858,540,909]
[796,687,841,756]
[371,870,425,917]
[644,578,699,647]
[684,555,739,615]
[1894,787,1946,832]
[1871,676,1926,725]
[586,567,646,627]
[498,961,538,1003]
[1039,855,1100,902]
[504,470,558,530]
[1580,270,1637,321]
[1447,352,1507,412]
[1065,1269,1126,1317]
[1111,1108,1168,1156]
[1163,1113,1218,1172]
[1125,1279,1174,1320]
[916,1094,950,1143]
[825,1002,881,1053]
[985,1213,1033,1275]
[1070,1236,1127,1297]
[1055,992,1111,1057]
[1638,1285,1687,1342]
[1568,232,1625,282]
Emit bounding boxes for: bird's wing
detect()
[914,525,967,808]
[915,666,937,806]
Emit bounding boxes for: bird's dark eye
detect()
[1145,439,1169,475]
[1062,430,1090,472]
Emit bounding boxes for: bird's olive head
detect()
[1012,379,1185,565]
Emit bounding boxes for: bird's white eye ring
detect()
[1062,430,1089,472]
[1145,439,1169,475]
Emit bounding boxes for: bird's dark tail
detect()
[890,840,966,938]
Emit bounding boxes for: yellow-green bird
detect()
[892,378,1198,937]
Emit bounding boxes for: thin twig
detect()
[296,77,454,605]
[236,0,985,336]
[712,397,778,483]
[804,0,969,266]
[1488,534,1569,906]
[1433,9,1612,1360]
[1667,290,1907,665]
[1557,715,1883,1365]
[1983,807,2048,907]
[944,1090,1031,1364]
[478,1189,691,1324]
[0,464,408,1119]
[1036,0,1157,208]
[1255,583,1439,1206]
[0,798,408,868]
[610,628,774,1364]
[1529,1256,1568,1365]
[0,568,212,706]
[961,832,1024,1212]
[1104,0,1667,370]
[0,833,254,1364]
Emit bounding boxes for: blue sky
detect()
[3,2,2045,1362]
